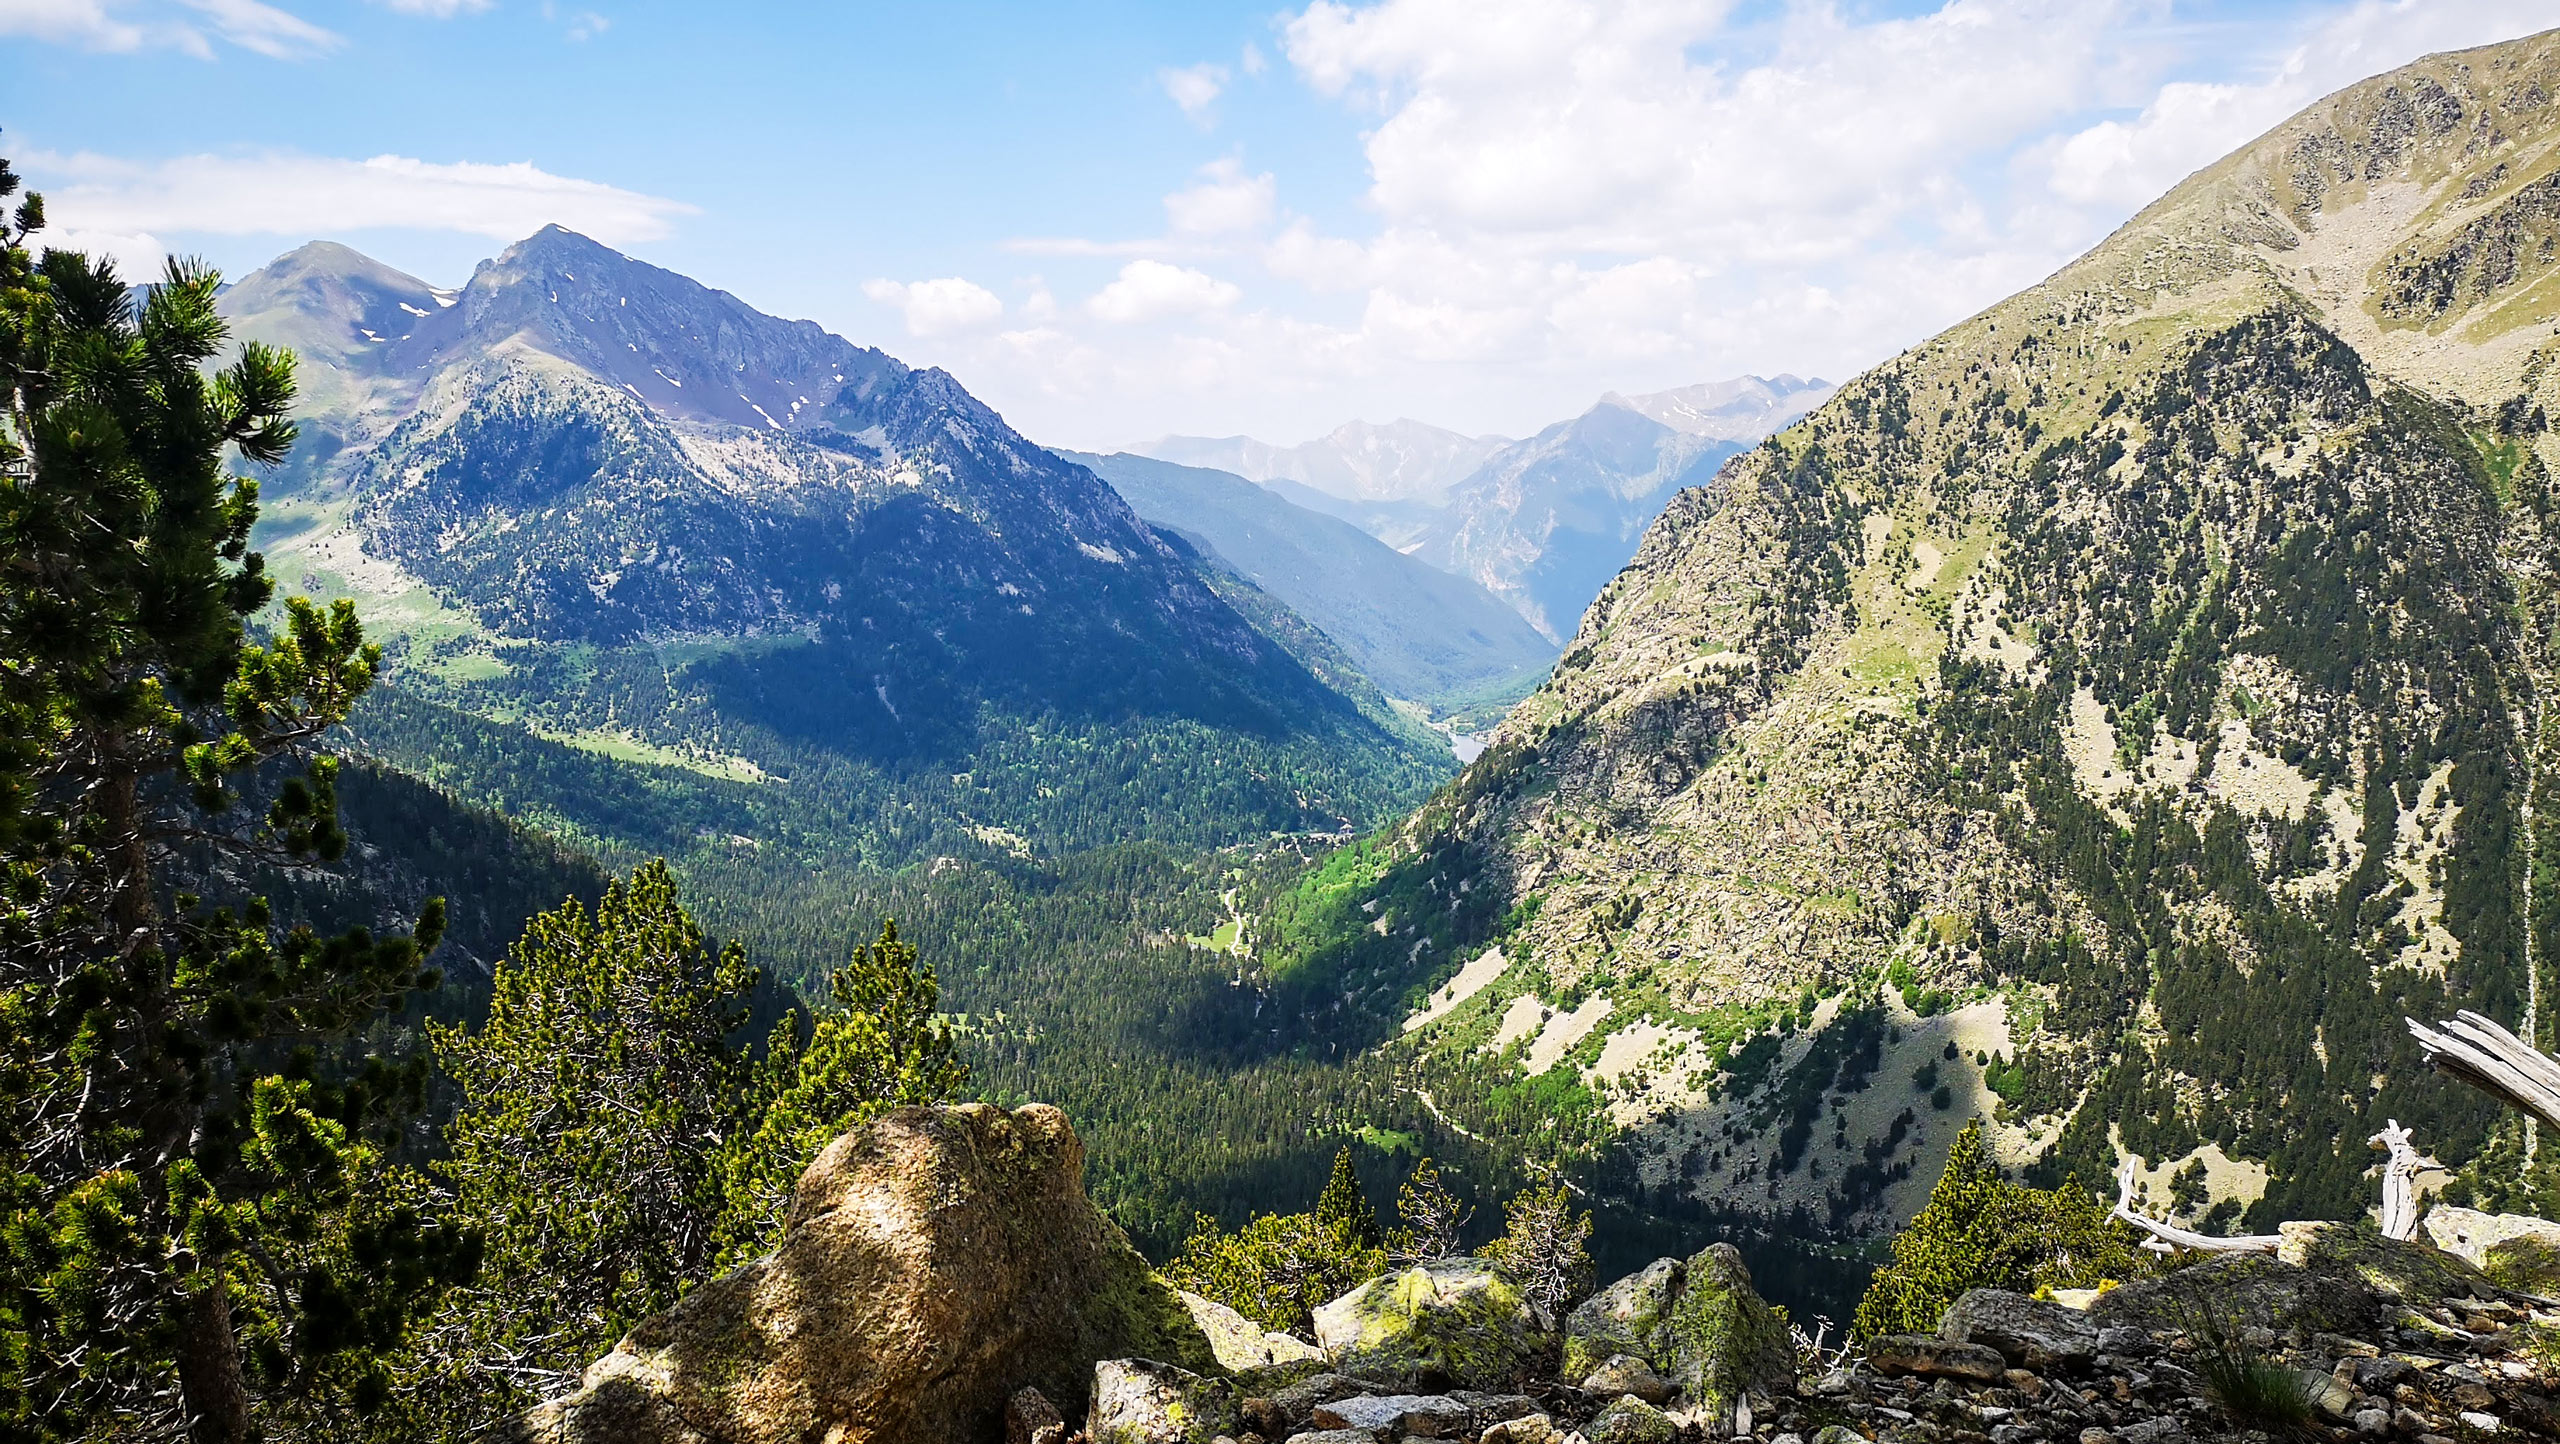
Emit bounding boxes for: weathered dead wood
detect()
[2369,1119,2436,1243]
[2111,1157,2280,1254]
[2408,1012,2560,1133]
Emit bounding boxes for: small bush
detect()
[1853,1123,2152,1339]
[1483,1178,1593,1320]
[1163,1209,1386,1335]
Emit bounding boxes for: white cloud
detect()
[1159,62,1230,122]
[371,0,489,14]
[0,0,336,57]
[1240,40,1267,76]
[27,150,696,263]
[837,0,2560,451]
[1164,157,1276,236]
[2045,0,2560,209]
[862,276,1005,336]
[1087,260,1242,324]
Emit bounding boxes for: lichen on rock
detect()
[1311,1258,1552,1391]
[1562,1243,1792,1416]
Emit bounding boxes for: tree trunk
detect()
[103,759,248,1438]
[172,1283,253,1444]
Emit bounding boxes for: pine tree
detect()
[714,919,968,1266]
[1483,1176,1592,1320]
[1314,1145,1379,1249]
[0,158,466,1444]
[1162,1209,1387,1336]
[1392,1156,1471,1262]
[1852,1123,2148,1339]
[412,865,964,1435]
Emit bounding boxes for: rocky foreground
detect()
[515,1105,2560,1444]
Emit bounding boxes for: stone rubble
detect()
[1073,1215,2560,1444]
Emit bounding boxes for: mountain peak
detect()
[406,226,884,432]
[1599,374,1838,441]
[493,223,630,270]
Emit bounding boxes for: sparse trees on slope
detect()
[0,159,467,1444]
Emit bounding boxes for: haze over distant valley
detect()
[1137,375,1834,640]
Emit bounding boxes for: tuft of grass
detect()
[2173,1281,2315,1432]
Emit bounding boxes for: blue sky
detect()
[5,0,2556,448]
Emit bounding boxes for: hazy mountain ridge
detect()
[1604,374,1837,441]
[1419,399,1750,642]
[1070,449,1558,715]
[1290,27,2560,1241]
[1135,378,1828,643]
[1140,417,1509,505]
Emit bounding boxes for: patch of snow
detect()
[1078,542,1126,564]
[398,301,430,317]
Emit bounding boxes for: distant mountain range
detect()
[223,227,1452,890]
[1066,450,1557,717]
[1138,418,1509,505]
[1136,376,1833,641]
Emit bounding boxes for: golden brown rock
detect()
[515,1103,1215,1444]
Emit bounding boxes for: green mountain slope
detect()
[224,229,1450,925]
[1070,450,1556,714]
[1275,25,2560,1243]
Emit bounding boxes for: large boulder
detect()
[2275,1220,2496,1305]
[2091,1250,2383,1335]
[2424,1205,2560,1293]
[515,1103,1217,1444]
[1563,1258,1682,1380]
[1562,1244,1794,1415]
[1939,1288,2100,1371]
[1311,1259,1552,1391]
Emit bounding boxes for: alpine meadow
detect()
[18,7,2560,1444]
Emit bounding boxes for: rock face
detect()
[2425,1205,2560,1291]
[2090,1249,2386,1335]
[1312,1259,1552,1391]
[1087,1358,1235,1444]
[2275,1220,2498,1307]
[1938,1289,2099,1371]
[514,1103,1215,1444]
[1176,1289,1325,1373]
[1863,1336,2008,1382]
[1562,1244,1794,1415]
